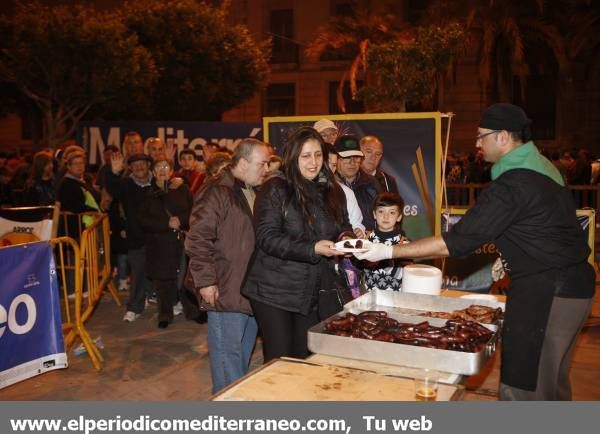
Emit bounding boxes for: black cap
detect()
[334,135,364,158]
[127,153,152,165]
[480,103,531,132]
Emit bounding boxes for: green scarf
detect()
[491,141,565,186]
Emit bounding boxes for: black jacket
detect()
[443,168,594,390]
[105,171,152,250]
[337,171,381,230]
[242,176,351,315]
[138,180,192,280]
[23,180,55,206]
[56,175,99,239]
[374,169,398,194]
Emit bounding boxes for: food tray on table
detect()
[307,290,504,376]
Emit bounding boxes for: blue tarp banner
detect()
[77,121,262,165]
[0,242,67,389]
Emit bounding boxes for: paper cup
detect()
[402,264,442,295]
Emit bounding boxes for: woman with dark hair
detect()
[138,158,193,329]
[242,126,349,361]
[23,151,55,206]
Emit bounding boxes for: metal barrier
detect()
[52,212,121,370]
[75,213,121,370]
[49,236,85,355]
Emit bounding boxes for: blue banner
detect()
[77,121,263,165]
[265,114,441,240]
[0,242,67,389]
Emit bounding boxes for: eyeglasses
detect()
[476,130,501,141]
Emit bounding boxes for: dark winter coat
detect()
[374,169,399,194]
[138,180,192,281]
[242,176,351,315]
[184,168,256,314]
[56,175,100,239]
[23,179,55,206]
[105,172,152,250]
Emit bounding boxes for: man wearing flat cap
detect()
[355,103,594,400]
[106,152,155,322]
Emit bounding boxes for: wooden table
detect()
[211,358,462,401]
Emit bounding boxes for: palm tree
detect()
[305,0,409,112]
[424,0,568,102]
[425,0,599,143]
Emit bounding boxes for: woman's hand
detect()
[314,239,344,257]
[353,227,365,239]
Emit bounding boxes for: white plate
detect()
[459,293,498,301]
[334,239,370,253]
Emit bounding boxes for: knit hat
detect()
[334,135,364,158]
[313,119,338,134]
[480,103,531,132]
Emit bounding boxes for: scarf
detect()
[491,141,564,186]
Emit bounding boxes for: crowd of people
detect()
[0,104,594,401]
[445,146,600,185]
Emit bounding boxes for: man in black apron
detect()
[355,103,595,400]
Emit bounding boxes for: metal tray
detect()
[307,290,504,376]
[344,289,505,318]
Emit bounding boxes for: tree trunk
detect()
[42,105,67,149]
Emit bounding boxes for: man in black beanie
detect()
[355,103,594,400]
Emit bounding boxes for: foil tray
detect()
[307,290,504,376]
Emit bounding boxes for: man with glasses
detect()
[355,103,595,400]
[334,135,382,229]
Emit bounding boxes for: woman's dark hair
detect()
[28,151,53,183]
[282,126,346,236]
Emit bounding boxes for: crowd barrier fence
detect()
[58,212,120,370]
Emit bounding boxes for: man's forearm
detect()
[392,236,449,259]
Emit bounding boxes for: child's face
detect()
[373,205,402,232]
[180,154,196,170]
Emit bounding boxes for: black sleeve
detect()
[138,191,170,234]
[254,179,320,264]
[105,171,127,202]
[442,177,521,257]
[179,185,193,231]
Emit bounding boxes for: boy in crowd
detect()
[174,148,205,194]
[362,192,410,291]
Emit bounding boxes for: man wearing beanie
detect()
[355,103,594,400]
